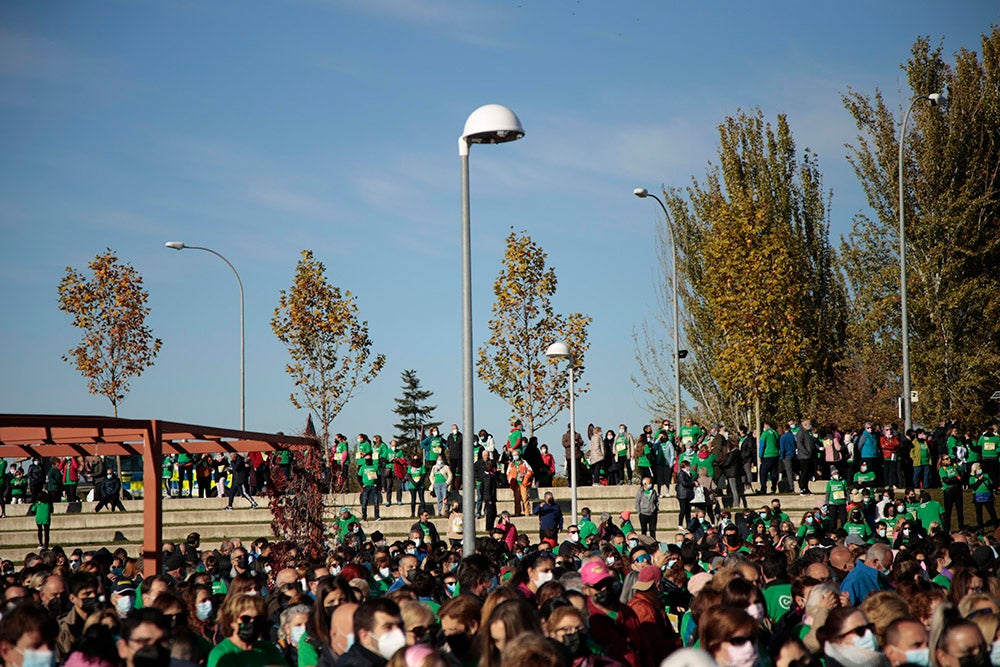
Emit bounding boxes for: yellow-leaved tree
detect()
[271,250,386,449]
[477,230,592,436]
[57,249,162,417]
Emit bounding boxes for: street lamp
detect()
[633,188,683,432]
[165,241,245,430]
[459,104,524,556]
[899,92,942,433]
[546,341,578,524]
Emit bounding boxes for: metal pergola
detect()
[0,414,315,576]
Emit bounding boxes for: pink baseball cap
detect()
[580,561,613,586]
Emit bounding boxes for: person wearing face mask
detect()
[0,603,59,667]
[699,606,761,667]
[506,451,533,517]
[335,599,404,667]
[321,602,358,667]
[635,476,660,539]
[842,509,872,543]
[110,582,136,620]
[968,463,998,527]
[278,604,309,667]
[579,561,640,667]
[531,492,563,542]
[840,544,893,606]
[509,552,555,602]
[55,572,101,659]
[879,426,902,490]
[94,470,126,513]
[930,607,990,667]
[445,425,463,492]
[627,564,680,663]
[817,606,889,667]
[882,617,929,667]
[208,593,285,667]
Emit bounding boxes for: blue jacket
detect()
[841,560,888,605]
[860,431,879,459]
[779,432,796,459]
[532,499,564,531]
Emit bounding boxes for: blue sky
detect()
[1,1,996,461]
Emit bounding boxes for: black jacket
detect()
[334,643,386,667]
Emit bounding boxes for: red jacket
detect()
[587,596,641,667]
[626,590,680,667]
[880,435,900,458]
[57,458,79,484]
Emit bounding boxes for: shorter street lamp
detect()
[165,242,245,430]
[546,341,578,524]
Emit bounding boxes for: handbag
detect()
[692,486,706,504]
[974,491,991,503]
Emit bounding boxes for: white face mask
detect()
[746,603,765,622]
[905,647,930,667]
[725,641,759,667]
[852,628,878,652]
[569,533,580,543]
[533,570,553,587]
[19,649,56,667]
[379,567,390,578]
[196,600,213,621]
[115,596,134,617]
[376,628,407,659]
[290,624,307,646]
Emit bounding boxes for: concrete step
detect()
[0,483,830,562]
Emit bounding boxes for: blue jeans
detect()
[913,465,930,489]
[433,482,448,515]
[360,486,380,520]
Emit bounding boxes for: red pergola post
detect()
[142,419,163,578]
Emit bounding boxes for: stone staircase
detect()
[0,481,828,562]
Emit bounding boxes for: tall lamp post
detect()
[165,241,245,430]
[898,92,942,433]
[459,104,524,556]
[545,341,578,523]
[634,188,683,432]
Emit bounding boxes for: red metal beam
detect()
[142,420,163,578]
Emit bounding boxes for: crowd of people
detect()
[2,417,1000,667]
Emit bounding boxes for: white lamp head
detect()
[927,92,944,106]
[165,241,186,250]
[462,104,525,145]
[633,188,649,198]
[545,341,571,360]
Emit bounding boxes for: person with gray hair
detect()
[278,603,311,667]
[802,582,843,654]
[795,418,818,495]
[840,542,893,605]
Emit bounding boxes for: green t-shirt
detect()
[844,521,872,540]
[408,465,426,489]
[918,500,944,528]
[358,463,380,487]
[32,501,53,525]
[278,449,292,465]
[980,435,1000,460]
[638,443,652,468]
[680,425,703,448]
[579,519,598,543]
[679,450,698,470]
[433,468,447,485]
[853,471,875,487]
[426,436,444,462]
[615,433,630,456]
[695,453,717,478]
[947,436,960,459]
[826,479,847,505]
[972,473,993,495]
[762,582,791,621]
[297,635,320,667]
[940,465,962,490]
[508,430,523,450]
[917,440,931,466]
[208,638,288,667]
[760,428,780,458]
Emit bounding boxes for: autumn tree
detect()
[392,370,440,453]
[56,249,162,416]
[640,110,846,427]
[271,250,386,449]
[477,230,592,436]
[266,415,325,553]
[841,28,1000,425]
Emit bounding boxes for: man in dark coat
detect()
[335,598,403,667]
[94,471,126,512]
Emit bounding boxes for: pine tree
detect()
[392,370,440,453]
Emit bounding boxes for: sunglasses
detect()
[728,635,754,646]
[839,623,874,639]
[239,615,260,624]
[409,624,438,640]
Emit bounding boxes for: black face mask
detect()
[443,632,472,657]
[47,595,66,616]
[324,604,338,617]
[725,534,741,547]
[80,596,101,615]
[235,557,249,570]
[133,643,171,667]
[237,618,264,644]
[594,580,621,608]
[561,631,586,656]
[958,653,990,667]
